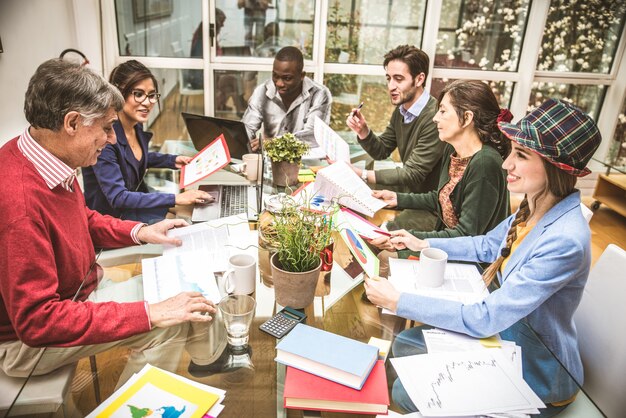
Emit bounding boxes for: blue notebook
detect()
[275,324,378,389]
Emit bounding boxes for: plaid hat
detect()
[498,99,601,177]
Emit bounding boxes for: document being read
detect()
[142,214,254,304]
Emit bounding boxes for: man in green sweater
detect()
[346,45,445,229]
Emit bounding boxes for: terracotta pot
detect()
[270,253,322,308]
[271,161,299,187]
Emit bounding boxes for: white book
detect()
[313,161,386,217]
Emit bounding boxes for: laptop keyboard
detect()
[221,185,248,217]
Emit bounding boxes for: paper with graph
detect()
[390,350,544,416]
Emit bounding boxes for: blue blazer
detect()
[396,191,590,402]
[83,121,177,223]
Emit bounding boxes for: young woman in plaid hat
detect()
[365,99,602,416]
[369,80,512,270]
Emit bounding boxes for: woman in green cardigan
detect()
[371,80,511,258]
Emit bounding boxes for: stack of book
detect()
[276,324,390,415]
[87,364,226,418]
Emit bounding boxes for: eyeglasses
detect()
[131,90,161,104]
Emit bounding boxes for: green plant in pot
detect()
[266,193,336,308]
[264,132,309,187]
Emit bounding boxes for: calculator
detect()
[259,307,307,338]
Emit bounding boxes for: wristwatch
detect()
[361,169,368,182]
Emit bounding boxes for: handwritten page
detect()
[390,350,544,416]
[422,329,523,378]
[311,116,351,163]
[180,134,231,188]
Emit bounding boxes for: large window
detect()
[325,0,427,65]
[436,0,530,72]
[537,0,626,73]
[105,0,626,166]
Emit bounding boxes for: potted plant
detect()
[264,132,309,187]
[263,193,336,308]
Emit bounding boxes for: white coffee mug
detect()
[242,154,261,182]
[417,248,448,288]
[224,254,257,295]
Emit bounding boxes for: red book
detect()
[284,360,389,415]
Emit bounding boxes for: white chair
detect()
[0,363,76,417]
[558,244,626,417]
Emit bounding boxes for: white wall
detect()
[0,0,101,144]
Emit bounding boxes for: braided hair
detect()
[438,80,512,160]
[482,158,578,287]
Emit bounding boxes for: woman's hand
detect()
[175,155,193,169]
[175,189,214,206]
[372,190,398,208]
[137,219,189,246]
[149,292,216,328]
[364,276,401,312]
[389,230,429,252]
[368,235,396,251]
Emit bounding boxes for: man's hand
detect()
[250,137,260,152]
[175,155,193,169]
[364,276,401,312]
[372,189,398,208]
[137,219,189,246]
[346,108,370,139]
[368,235,396,252]
[389,229,429,252]
[149,292,216,328]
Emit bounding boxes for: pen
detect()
[350,102,364,117]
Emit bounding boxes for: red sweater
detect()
[0,138,151,347]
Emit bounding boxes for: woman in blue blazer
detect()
[364,99,602,417]
[83,60,211,223]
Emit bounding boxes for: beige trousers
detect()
[0,276,226,389]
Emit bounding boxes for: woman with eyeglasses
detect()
[83,60,211,223]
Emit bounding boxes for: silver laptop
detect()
[192,183,260,222]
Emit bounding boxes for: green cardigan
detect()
[396,143,510,240]
[358,96,444,194]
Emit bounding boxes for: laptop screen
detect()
[182,112,251,159]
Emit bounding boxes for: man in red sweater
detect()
[0,59,221,386]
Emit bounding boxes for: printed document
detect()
[310,116,351,163]
[384,259,489,315]
[180,134,231,188]
[142,214,255,304]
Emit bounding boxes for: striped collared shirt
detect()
[17,128,143,244]
[399,89,431,124]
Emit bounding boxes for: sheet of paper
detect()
[163,214,254,272]
[313,116,350,163]
[384,259,489,314]
[390,350,544,416]
[142,251,221,304]
[180,134,231,188]
[422,329,522,378]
